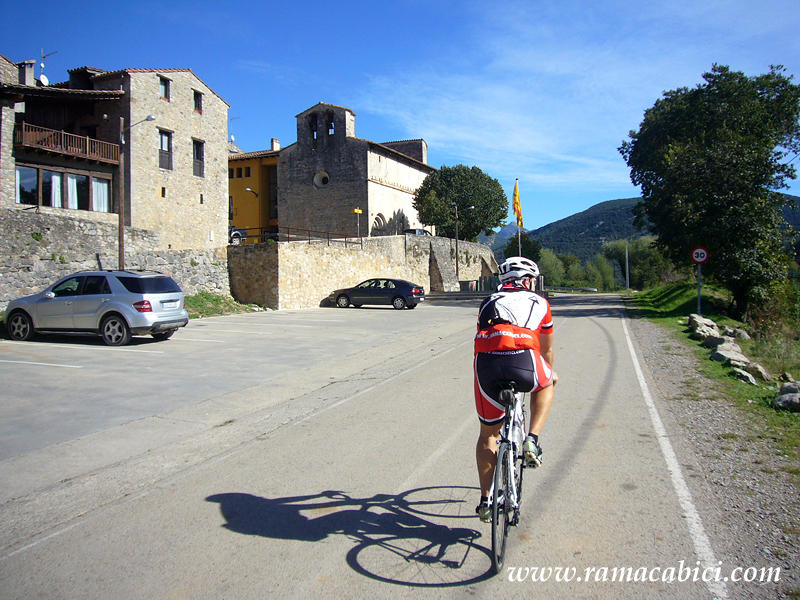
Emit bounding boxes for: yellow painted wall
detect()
[228,154,278,243]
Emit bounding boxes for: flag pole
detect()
[512,179,523,256]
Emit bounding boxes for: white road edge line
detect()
[622,318,729,600]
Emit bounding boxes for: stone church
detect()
[277,103,435,238]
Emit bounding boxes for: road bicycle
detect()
[490,379,527,573]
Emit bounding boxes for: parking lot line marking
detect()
[0,340,164,354]
[170,338,226,343]
[190,329,273,335]
[0,359,82,369]
[196,322,313,329]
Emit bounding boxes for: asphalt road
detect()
[0,296,762,598]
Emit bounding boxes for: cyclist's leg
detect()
[529,381,554,436]
[474,354,507,498]
[476,421,502,497]
[528,350,555,437]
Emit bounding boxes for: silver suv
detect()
[4,270,189,346]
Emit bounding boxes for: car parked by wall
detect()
[229,224,248,245]
[4,270,189,346]
[329,278,425,310]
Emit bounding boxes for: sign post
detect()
[351,208,362,238]
[691,247,710,314]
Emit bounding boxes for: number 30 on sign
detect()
[691,247,709,264]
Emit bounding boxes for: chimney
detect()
[17,60,35,86]
[271,138,281,151]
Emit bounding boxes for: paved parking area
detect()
[0,303,477,460]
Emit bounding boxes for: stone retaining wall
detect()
[227,234,497,310]
[0,207,229,306]
[1,205,496,312]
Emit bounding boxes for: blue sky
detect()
[4,0,800,230]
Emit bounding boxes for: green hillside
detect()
[528,197,643,261]
[783,194,800,230]
[489,193,800,263]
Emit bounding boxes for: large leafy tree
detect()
[413,165,508,240]
[619,64,800,315]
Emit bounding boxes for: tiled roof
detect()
[295,102,356,117]
[0,83,123,100]
[381,139,425,144]
[92,68,193,79]
[67,66,108,75]
[228,149,280,161]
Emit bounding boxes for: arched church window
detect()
[308,114,319,151]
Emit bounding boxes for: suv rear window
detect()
[116,276,182,294]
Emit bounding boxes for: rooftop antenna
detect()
[229,116,240,142]
[39,48,57,86]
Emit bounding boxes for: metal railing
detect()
[229,225,363,248]
[14,122,120,164]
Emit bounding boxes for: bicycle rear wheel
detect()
[491,441,511,573]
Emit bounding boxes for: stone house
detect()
[230,102,435,241]
[1,55,229,253]
[0,54,231,301]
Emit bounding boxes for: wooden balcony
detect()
[14,122,120,165]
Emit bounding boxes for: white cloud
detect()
[359,0,800,211]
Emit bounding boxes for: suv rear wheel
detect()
[101,314,131,346]
[152,330,175,341]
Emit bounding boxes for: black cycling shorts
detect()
[474,349,553,425]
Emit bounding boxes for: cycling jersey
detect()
[474,283,553,425]
[475,285,553,352]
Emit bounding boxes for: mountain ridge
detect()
[485,194,800,262]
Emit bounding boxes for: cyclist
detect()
[474,256,557,522]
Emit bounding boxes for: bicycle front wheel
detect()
[491,441,511,573]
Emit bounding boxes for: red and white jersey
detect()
[474,286,552,354]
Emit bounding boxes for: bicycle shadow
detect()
[205,486,495,587]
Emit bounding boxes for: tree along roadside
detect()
[413,164,508,241]
[620,64,800,317]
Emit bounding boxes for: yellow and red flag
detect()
[512,179,523,228]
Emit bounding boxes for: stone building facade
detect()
[0,54,230,263]
[96,68,230,250]
[277,103,435,238]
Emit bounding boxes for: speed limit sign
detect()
[691,247,709,264]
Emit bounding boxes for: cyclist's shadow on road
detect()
[205,487,494,586]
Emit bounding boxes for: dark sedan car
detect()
[329,278,425,310]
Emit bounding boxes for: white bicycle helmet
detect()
[498,256,539,282]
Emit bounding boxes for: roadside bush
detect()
[746,279,800,339]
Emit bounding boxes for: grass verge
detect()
[184,292,263,319]
[630,282,800,477]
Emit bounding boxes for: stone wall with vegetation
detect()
[0,207,229,307]
[1,208,495,313]
[227,234,497,310]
